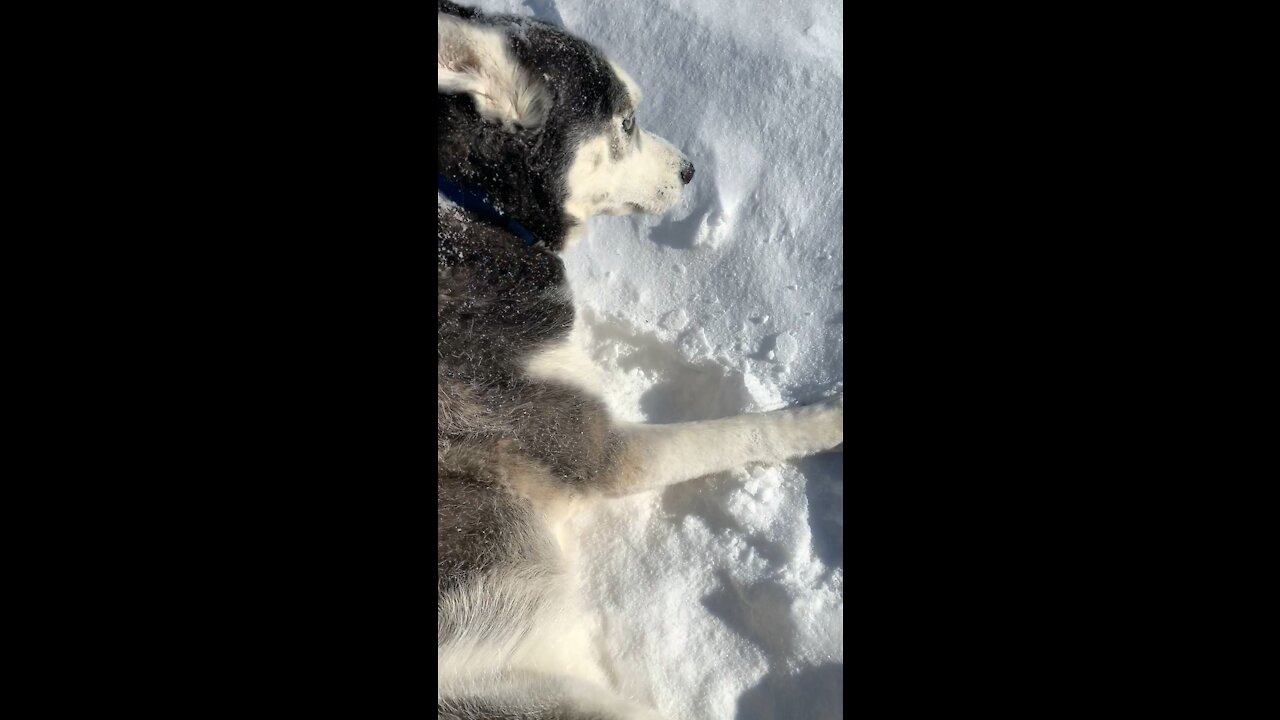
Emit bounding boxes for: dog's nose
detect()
[679,161,695,185]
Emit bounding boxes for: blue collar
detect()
[438,173,538,246]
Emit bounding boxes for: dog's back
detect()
[439,198,652,717]
[438,3,840,718]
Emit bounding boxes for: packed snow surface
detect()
[461,1,843,718]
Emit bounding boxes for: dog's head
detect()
[438,1,694,246]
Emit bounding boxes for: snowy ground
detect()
[463,2,844,718]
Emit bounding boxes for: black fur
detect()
[438,0,478,20]
[438,3,628,597]
[438,0,633,251]
[438,5,643,717]
[437,204,622,486]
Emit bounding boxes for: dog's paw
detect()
[806,393,844,452]
[769,393,843,458]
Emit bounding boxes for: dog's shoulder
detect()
[438,202,574,375]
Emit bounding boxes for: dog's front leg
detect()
[605,396,843,496]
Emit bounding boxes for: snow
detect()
[459,2,843,718]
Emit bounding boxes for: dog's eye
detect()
[622,114,635,134]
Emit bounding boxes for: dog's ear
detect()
[438,13,550,130]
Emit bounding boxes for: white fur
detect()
[609,60,644,106]
[562,59,689,224]
[524,325,843,494]
[612,397,844,494]
[440,15,841,719]
[438,13,551,130]
[524,325,604,398]
[440,668,663,720]
[565,130,689,222]
[439,571,604,684]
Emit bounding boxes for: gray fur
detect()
[438,8,638,713]
[438,1,633,251]
[438,3,841,718]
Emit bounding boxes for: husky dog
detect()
[437,2,843,718]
